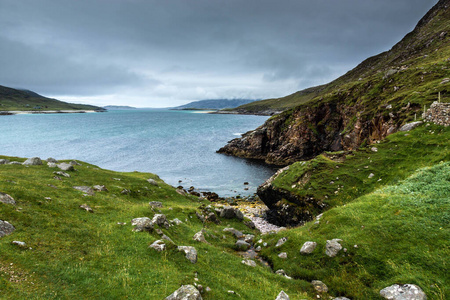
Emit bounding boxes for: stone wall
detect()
[423,101,450,126]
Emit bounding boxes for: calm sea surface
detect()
[0,109,275,196]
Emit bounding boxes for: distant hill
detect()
[172,99,257,110]
[103,105,137,110]
[0,85,104,111]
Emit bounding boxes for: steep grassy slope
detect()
[219,0,450,165]
[0,158,309,299]
[0,85,103,111]
[260,161,449,299]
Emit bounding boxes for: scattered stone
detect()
[312,280,328,293]
[73,186,95,196]
[380,284,426,300]
[149,240,166,252]
[117,222,126,225]
[276,290,290,300]
[47,162,57,168]
[152,214,170,229]
[206,212,219,224]
[0,193,15,205]
[54,171,70,178]
[278,252,287,259]
[325,239,343,257]
[255,246,261,252]
[235,240,251,251]
[147,178,158,186]
[193,230,208,243]
[0,220,15,237]
[11,241,26,248]
[131,217,154,232]
[440,78,449,85]
[0,159,10,164]
[57,163,74,171]
[69,160,81,166]
[8,161,21,165]
[244,234,255,244]
[205,287,211,292]
[121,189,131,195]
[371,147,378,152]
[47,157,59,163]
[165,285,202,300]
[79,204,94,212]
[223,228,244,238]
[93,185,108,192]
[241,259,256,267]
[368,173,375,179]
[176,188,186,196]
[171,218,183,225]
[275,270,292,280]
[113,178,121,181]
[300,241,317,254]
[22,157,42,165]
[178,246,198,263]
[333,297,351,300]
[149,201,163,208]
[220,206,244,220]
[275,237,288,247]
[399,121,423,132]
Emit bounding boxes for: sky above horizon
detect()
[0,0,439,107]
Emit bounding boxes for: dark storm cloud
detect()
[0,0,438,106]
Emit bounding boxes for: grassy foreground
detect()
[0,123,449,299]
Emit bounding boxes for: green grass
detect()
[269,123,450,218]
[259,161,449,299]
[0,158,309,299]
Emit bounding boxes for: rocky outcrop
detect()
[423,101,450,126]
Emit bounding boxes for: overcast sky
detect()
[0,0,438,107]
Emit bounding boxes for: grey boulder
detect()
[399,121,423,132]
[325,239,343,257]
[235,240,251,251]
[147,178,158,186]
[23,157,42,165]
[152,214,170,229]
[275,291,290,300]
[73,186,95,196]
[300,241,317,254]
[166,285,202,300]
[220,206,244,220]
[57,163,75,171]
[0,220,15,238]
[178,246,198,263]
[149,240,166,252]
[0,159,10,164]
[131,217,154,232]
[0,193,16,205]
[380,284,426,300]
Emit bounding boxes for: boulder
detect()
[171,218,183,225]
[275,269,292,279]
[0,193,16,205]
[23,157,43,165]
[241,259,256,267]
[54,171,71,178]
[325,239,343,257]
[380,284,426,300]
[244,234,255,244]
[0,220,15,237]
[149,240,166,252]
[57,163,74,171]
[178,246,198,263]
[312,280,328,293]
[235,240,251,251]
[0,159,10,164]
[93,185,108,192]
[152,214,170,229]
[223,227,244,238]
[11,241,26,248]
[206,212,219,224]
[147,179,158,186]
[131,217,154,232]
[166,285,202,300]
[399,121,423,132]
[47,162,57,168]
[193,230,208,243]
[79,204,94,212]
[275,291,290,300]
[149,201,163,208]
[47,157,59,163]
[73,186,95,196]
[275,237,288,247]
[300,241,317,254]
[69,160,81,166]
[220,206,244,220]
[278,252,287,259]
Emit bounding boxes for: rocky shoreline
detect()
[0,109,104,115]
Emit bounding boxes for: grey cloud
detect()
[0,0,439,106]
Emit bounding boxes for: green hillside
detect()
[0,85,103,111]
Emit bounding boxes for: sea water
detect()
[0,109,275,196]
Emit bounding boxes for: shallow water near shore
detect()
[1,109,275,196]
